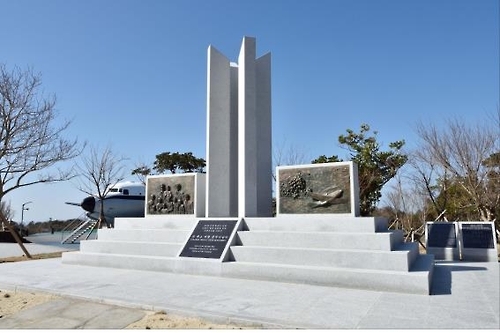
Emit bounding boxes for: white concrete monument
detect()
[206,36,272,218]
[62,36,435,295]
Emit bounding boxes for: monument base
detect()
[62,214,434,295]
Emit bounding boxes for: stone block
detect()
[458,222,498,262]
[114,215,198,230]
[97,229,190,243]
[63,252,178,273]
[242,216,388,233]
[146,173,206,217]
[229,246,416,271]
[206,46,238,217]
[80,240,181,257]
[276,162,360,216]
[221,258,433,295]
[236,230,401,251]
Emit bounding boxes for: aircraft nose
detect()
[81,196,96,213]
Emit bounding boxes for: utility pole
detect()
[21,201,32,225]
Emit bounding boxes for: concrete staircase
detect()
[62,215,197,273]
[223,216,434,294]
[62,215,434,294]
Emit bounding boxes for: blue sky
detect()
[1,0,498,222]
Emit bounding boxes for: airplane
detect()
[309,187,344,208]
[66,181,146,226]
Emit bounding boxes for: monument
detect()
[206,36,272,218]
[62,36,435,295]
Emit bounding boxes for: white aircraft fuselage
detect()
[75,181,146,224]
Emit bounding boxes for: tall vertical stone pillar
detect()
[237,37,272,217]
[205,36,272,218]
[205,46,239,217]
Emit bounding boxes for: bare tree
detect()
[407,147,449,219]
[76,145,127,229]
[0,200,13,222]
[0,64,81,255]
[0,200,13,231]
[0,64,81,208]
[383,169,431,243]
[272,138,310,181]
[413,116,498,222]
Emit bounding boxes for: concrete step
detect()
[229,242,418,271]
[62,213,434,295]
[61,251,434,295]
[62,252,225,276]
[243,216,388,233]
[80,240,182,257]
[221,255,435,295]
[114,216,198,230]
[236,230,403,251]
[97,229,191,243]
[62,252,179,272]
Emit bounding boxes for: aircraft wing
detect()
[309,192,333,201]
[309,190,343,202]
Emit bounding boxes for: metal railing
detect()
[61,215,98,244]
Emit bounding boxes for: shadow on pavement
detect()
[431,263,488,295]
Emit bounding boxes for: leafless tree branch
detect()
[76,144,127,228]
[413,116,497,221]
[0,64,82,206]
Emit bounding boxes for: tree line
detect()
[3,218,83,237]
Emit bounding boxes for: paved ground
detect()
[0,295,146,329]
[0,232,81,258]
[0,257,498,329]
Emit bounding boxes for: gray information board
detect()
[459,222,498,262]
[180,220,237,259]
[425,222,460,261]
[461,223,495,249]
[427,223,457,248]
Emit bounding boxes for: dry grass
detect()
[125,310,257,329]
[0,252,64,264]
[0,289,60,318]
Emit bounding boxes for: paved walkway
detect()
[0,258,498,329]
[0,232,80,258]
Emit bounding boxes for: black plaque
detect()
[461,223,495,249]
[427,223,457,248]
[179,220,237,259]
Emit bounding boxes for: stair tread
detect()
[224,261,431,275]
[231,245,413,254]
[66,252,429,275]
[239,230,395,235]
[104,229,192,231]
[66,252,179,260]
[84,240,183,245]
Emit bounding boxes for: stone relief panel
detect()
[147,175,196,215]
[278,163,352,214]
